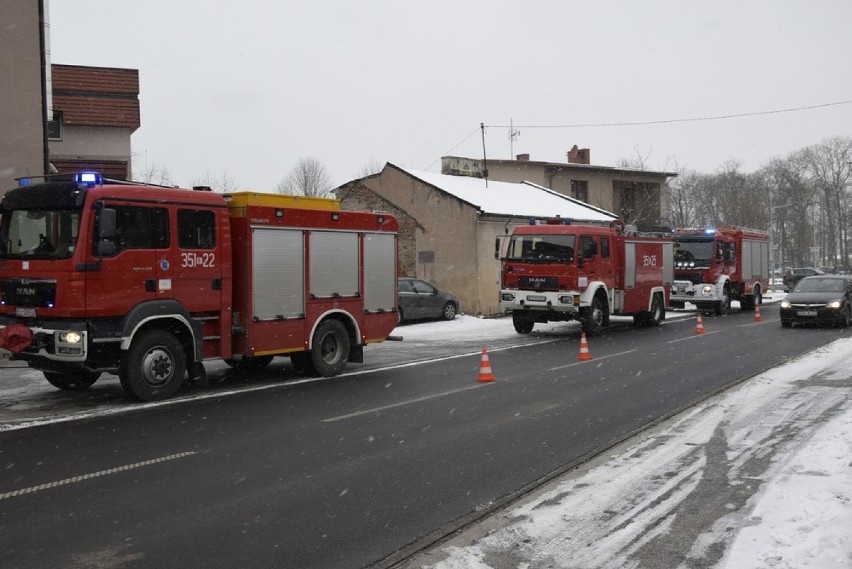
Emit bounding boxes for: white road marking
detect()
[0,451,197,501]
[321,384,489,423]
[547,349,637,371]
[666,329,722,343]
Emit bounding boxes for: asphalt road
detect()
[0,306,847,569]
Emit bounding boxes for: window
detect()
[570,180,589,202]
[579,236,598,258]
[600,237,610,259]
[47,111,62,140]
[178,209,215,249]
[510,234,575,262]
[94,206,169,256]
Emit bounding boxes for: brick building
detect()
[441,147,676,224]
[336,163,617,316]
[48,64,140,180]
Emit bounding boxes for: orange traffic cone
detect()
[754,304,763,322]
[577,332,592,361]
[477,348,496,382]
[695,313,706,335]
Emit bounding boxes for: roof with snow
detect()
[395,166,617,222]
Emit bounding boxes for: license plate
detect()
[797,310,817,317]
[526,295,546,302]
[15,307,36,317]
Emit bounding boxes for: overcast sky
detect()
[49,1,852,191]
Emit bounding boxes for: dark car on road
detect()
[398,278,459,323]
[780,275,852,328]
[782,267,824,291]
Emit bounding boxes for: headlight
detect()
[780,299,790,308]
[701,285,714,295]
[501,293,515,302]
[827,300,843,309]
[58,331,82,344]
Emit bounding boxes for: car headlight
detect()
[58,331,82,344]
[827,299,843,309]
[780,299,790,308]
[701,285,714,295]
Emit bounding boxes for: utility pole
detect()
[480,122,488,188]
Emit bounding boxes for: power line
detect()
[485,99,852,129]
[423,126,481,171]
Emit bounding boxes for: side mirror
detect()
[99,208,116,240]
[96,240,116,257]
[577,253,585,269]
[96,208,117,257]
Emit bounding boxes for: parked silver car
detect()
[398,278,459,323]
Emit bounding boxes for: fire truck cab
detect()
[671,227,769,315]
[499,219,673,335]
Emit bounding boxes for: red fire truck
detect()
[671,227,769,314]
[498,219,674,335]
[0,173,399,401]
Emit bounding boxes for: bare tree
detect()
[664,165,700,228]
[801,137,852,268]
[189,171,240,193]
[353,159,385,179]
[615,145,653,170]
[277,157,333,197]
[760,154,817,268]
[137,162,173,187]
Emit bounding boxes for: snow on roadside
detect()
[414,336,852,569]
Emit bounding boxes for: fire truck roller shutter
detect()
[624,242,637,288]
[310,231,359,299]
[364,233,397,313]
[662,242,674,285]
[253,228,304,320]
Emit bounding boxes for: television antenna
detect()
[508,118,521,157]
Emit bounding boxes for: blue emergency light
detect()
[18,178,31,186]
[704,228,717,235]
[74,172,102,188]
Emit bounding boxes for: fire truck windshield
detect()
[507,234,575,263]
[674,238,714,264]
[0,208,81,260]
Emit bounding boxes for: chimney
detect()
[516,153,530,161]
[567,145,590,165]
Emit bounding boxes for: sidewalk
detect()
[404,337,852,569]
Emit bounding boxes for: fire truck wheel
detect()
[650,294,664,326]
[43,371,101,391]
[442,302,457,321]
[582,294,607,336]
[714,287,731,316]
[512,313,535,334]
[289,352,317,375]
[120,329,187,401]
[310,320,350,377]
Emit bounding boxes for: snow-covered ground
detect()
[401,303,852,568]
